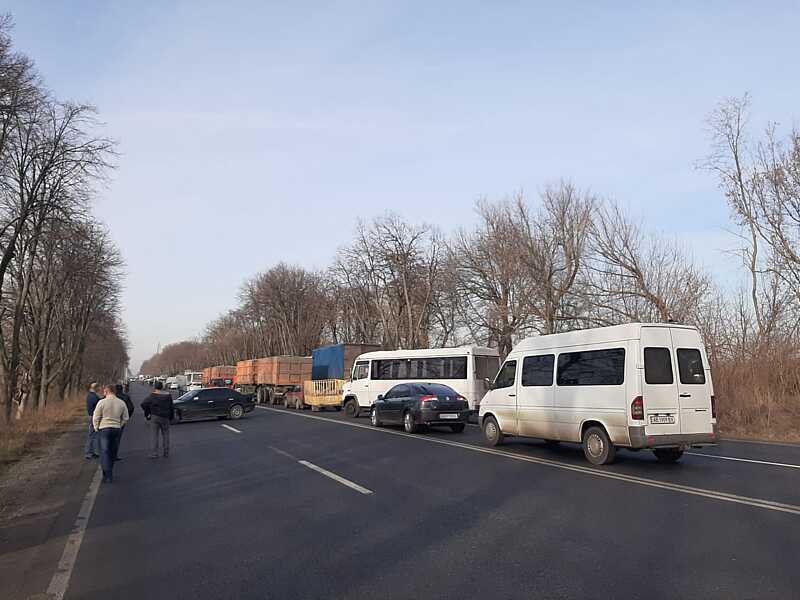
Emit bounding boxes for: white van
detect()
[478,323,717,465]
[341,346,500,417]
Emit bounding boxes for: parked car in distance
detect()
[371,383,470,433]
[173,387,255,422]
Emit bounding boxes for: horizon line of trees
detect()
[0,16,128,423]
[143,94,798,371]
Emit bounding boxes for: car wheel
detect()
[450,423,465,433]
[653,448,684,463]
[229,404,244,420]
[344,399,360,418]
[403,411,418,434]
[371,408,382,427]
[582,426,616,465]
[482,416,504,446]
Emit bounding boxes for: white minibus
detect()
[341,346,500,417]
[478,323,717,465]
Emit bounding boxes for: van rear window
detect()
[644,347,673,384]
[556,348,625,386]
[677,349,706,384]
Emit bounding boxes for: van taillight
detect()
[710,395,716,419]
[631,396,644,420]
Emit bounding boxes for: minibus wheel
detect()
[483,416,504,446]
[582,426,616,465]
[653,448,684,463]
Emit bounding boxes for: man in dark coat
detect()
[114,383,135,461]
[141,381,174,458]
[84,383,101,459]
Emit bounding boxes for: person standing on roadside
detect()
[93,385,129,483]
[115,383,135,461]
[141,380,174,458]
[84,383,101,459]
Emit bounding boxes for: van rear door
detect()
[670,328,713,435]
[640,327,681,436]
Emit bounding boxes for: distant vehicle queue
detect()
[137,323,717,465]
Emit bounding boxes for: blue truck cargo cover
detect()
[312,344,345,380]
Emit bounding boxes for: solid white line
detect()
[221,424,242,434]
[298,460,374,495]
[46,467,103,600]
[257,406,800,516]
[687,452,800,470]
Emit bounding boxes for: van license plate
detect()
[439,413,458,420]
[650,414,675,425]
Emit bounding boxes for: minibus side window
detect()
[677,349,706,384]
[521,355,555,386]
[556,348,625,386]
[494,360,517,389]
[644,348,673,384]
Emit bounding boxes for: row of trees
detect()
[141,97,799,437]
[0,17,128,422]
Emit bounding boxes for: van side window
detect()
[556,348,625,386]
[677,349,706,384]
[644,348,673,384]
[521,355,554,386]
[494,360,517,389]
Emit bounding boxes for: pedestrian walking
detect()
[84,383,101,459]
[92,385,129,483]
[141,380,174,458]
[115,383,135,461]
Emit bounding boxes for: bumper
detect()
[628,423,719,449]
[417,409,470,425]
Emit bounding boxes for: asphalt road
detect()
[4,383,800,599]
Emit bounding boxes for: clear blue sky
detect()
[6,1,799,370]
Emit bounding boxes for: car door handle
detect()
[508,393,516,397]
[679,393,691,398]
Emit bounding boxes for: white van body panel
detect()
[341,346,500,411]
[479,323,717,449]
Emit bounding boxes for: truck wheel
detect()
[344,399,360,418]
[582,426,616,465]
[482,416,503,446]
[653,448,684,463]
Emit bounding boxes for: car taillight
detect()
[420,396,437,407]
[710,395,716,419]
[631,396,644,420]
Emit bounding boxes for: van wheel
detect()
[653,448,684,463]
[344,399,360,418]
[582,426,616,465]
[483,416,504,446]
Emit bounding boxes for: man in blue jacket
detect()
[84,382,101,459]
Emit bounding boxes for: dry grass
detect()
[714,350,800,443]
[0,395,85,471]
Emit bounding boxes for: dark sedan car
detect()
[173,387,255,422]
[370,383,470,433]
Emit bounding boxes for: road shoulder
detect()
[0,421,98,600]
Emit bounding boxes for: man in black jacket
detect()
[141,381,174,458]
[114,383,135,461]
[84,383,101,459]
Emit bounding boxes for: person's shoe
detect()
[148,454,159,459]
[163,452,169,458]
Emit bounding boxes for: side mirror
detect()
[192,397,198,401]
[376,394,384,401]
[484,378,496,391]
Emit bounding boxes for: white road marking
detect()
[221,424,242,434]
[46,467,102,600]
[257,406,800,516]
[687,452,800,470]
[298,460,374,495]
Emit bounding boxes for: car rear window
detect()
[644,347,673,384]
[416,383,457,396]
[677,349,706,384]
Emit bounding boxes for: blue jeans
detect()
[98,428,122,481]
[84,419,99,457]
